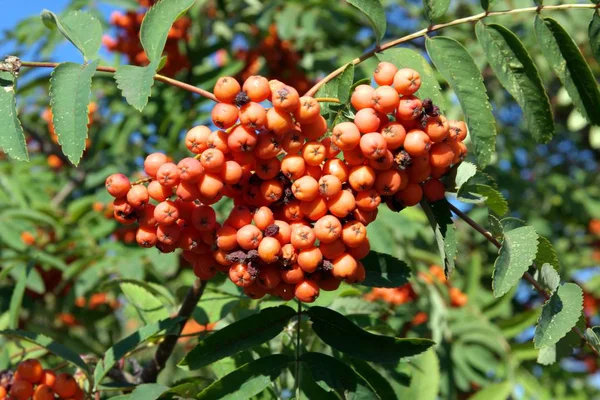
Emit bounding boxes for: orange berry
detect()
[354,108,381,133]
[395,95,422,121]
[239,102,267,129]
[281,130,305,154]
[351,85,375,111]
[348,165,376,192]
[40,369,56,388]
[300,115,328,140]
[342,221,367,248]
[331,122,360,151]
[207,129,230,154]
[430,142,455,169]
[281,154,306,180]
[228,125,257,153]
[265,107,295,136]
[318,175,342,198]
[236,225,263,250]
[425,115,449,143]
[105,173,131,198]
[380,122,406,150]
[273,220,292,244]
[185,125,211,154]
[16,359,43,383]
[393,68,422,95]
[281,264,305,284]
[332,253,358,280]
[374,169,403,196]
[211,102,239,129]
[156,162,180,187]
[403,129,431,156]
[449,120,468,141]
[295,280,320,302]
[10,380,33,400]
[144,152,168,177]
[355,189,381,211]
[301,141,327,166]
[258,237,282,263]
[374,62,399,86]
[394,183,423,207]
[294,96,321,124]
[297,246,323,273]
[372,85,399,114]
[299,196,328,221]
[320,238,346,260]
[243,75,271,102]
[348,238,370,260]
[214,76,241,103]
[257,265,282,289]
[33,384,54,400]
[359,132,387,160]
[292,176,319,202]
[346,260,366,283]
[198,173,224,199]
[54,373,78,398]
[323,159,349,183]
[423,178,446,202]
[229,263,255,287]
[272,85,300,113]
[178,157,204,183]
[327,190,356,218]
[290,225,316,250]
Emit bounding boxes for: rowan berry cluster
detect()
[365,265,468,307]
[0,359,82,400]
[102,1,190,77]
[105,64,469,303]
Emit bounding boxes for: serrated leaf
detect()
[376,48,447,111]
[422,199,457,277]
[307,306,434,363]
[301,352,375,398]
[534,283,583,349]
[181,305,295,370]
[492,226,539,297]
[423,0,450,22]
[455,168,508,216]
[534,236,559,270]
[197,355,291,400]
[469,381,513,400]
[539,263,560,294]
[589,13,600,65]
[0,329,91,379]
[476,22,554,143]
[114,61,158,111]
[50,60,98,165]
[397,349,439,400]
[346,0,387,43]
[0,71,28,161]
[8,263,32,329]
[536,345,556,365]
[140,0,196,62]
[534,16,600,125]
[426,36,496,167]
[94,317,182,386]
[359,250,411,288]
[41,10,102,60]
[337,64,355,104]
[350,358,396,400]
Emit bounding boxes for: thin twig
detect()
[139,278,207,383]
[51,170,87,207]
[314,97,340,103]
[18,61,218,102]
[294,301,302,399]
[447,202,600,356]
[304,3,597,96]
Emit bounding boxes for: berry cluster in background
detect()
[102,0,190,77]
[105,63,469,303]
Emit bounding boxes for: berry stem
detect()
[294,300,302,399]
[15,60,218,102]
[140,278,207,383]
[304,3,596,96]
[132,177,153,185]
[314,97,341,103]
[447,202,600,357]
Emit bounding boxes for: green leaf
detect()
[94,317,182,386]
[589,13,600,65]
[376,48,447,111]
[421,199,457,277]
[492,226,539,297]
[346,0,387,44]
[480,0,496,11]
[129,384,169,400]
[301,352,375,398]
[584,327,600,355]
[426,36,496,167]
[114,61,158,111]
[49,60,98,165]
[307,306,434,363]
[534,16,600,125]
[359,250,411,288]
[423,0,450,22]
[396,349,439,400]
[534,236,559,270]
[181,305,295,370]
[197,355,291,400]
[475,22,554,143]
[350,358,396,400]
[120,281,169,322]
[140,0,196,62]
[0,71,28,161]
[337,64,355,104]
[539,263,560,293]
[41,10,102,60]
[536,345,556,365]
[468,381,513,400]
[534,283,583,349]
[454,166,508,216]
[9,263,32,329]
[0,329,91,379]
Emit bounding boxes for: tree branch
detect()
[447,202,600,357]
[304,3,597,96]
[16,61,218,102]
[140,278,207,383]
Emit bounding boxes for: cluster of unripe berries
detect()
[105,64,468,303]
[1,359,82,400]
[365,265,468,307]
[102,1,190,77]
